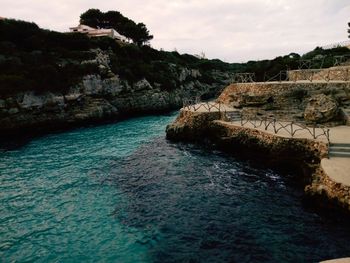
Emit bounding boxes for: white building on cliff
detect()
[69,24,129,42]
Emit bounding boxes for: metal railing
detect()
[262,68,350,83]
[264,71,289,82]
[298,57,325,70]
[333,55,350,67]
[225,111,330,144]
[182,97,223,112]
[231,73,255,83]
[181,98,331,155]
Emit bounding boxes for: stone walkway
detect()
[321,258,350,263]
[184,103,350,187]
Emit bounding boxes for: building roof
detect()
[69,24,95,31]
[69,24,129,42]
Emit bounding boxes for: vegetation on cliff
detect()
[0,19,237,96]
[244,47,350,82]
[0,17,349,96]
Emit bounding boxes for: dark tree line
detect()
[80,9,153,46]
[1,18,350,96]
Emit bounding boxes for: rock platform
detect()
[166,92,350,212]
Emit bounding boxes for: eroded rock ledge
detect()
[0,67,230,137]
[166,109,350,213]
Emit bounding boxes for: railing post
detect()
[326,70,330,82]
[313,126,316,139]
[327,128,330,144]
[290,122,294,137]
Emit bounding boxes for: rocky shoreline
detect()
[0,68,231,138]
[166,107,350,213]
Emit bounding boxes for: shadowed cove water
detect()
[1,112,350,262]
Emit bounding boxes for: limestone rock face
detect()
[304,94,338,123]
[0,65,231,136]
[133,79,153,91]
[20,92,46,109]
[0,44,233,136]
[19,92,65,110]
[81,49,114,77]
[0,99,6,109]
[179,68,201,82]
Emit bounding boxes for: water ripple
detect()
[1,113,350,262]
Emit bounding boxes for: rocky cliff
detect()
[0,49,232,137]
[0,18,237,137]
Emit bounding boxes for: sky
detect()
[1,0,349,62]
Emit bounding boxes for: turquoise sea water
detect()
[1,113,350,263]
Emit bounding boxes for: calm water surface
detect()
[1,112,350,262]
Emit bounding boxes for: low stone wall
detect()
[288,66,350,82]
[166,109,350,213]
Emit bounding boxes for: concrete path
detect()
[321,258,350,263]
[183,101,234,113]
[321,158,350,185]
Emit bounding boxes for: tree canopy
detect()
[80,9,153,46]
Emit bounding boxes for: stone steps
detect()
[329,143,350,158]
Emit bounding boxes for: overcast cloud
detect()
[1,0,349,62]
